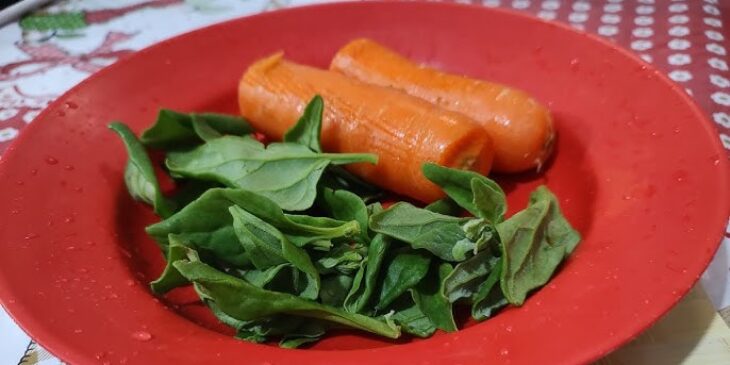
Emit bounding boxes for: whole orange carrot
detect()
[238,53,494,203]
[330,38,555,173]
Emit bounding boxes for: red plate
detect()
[0,2,728,364]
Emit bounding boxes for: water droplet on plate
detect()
[132,330,153,341]
[64,101,78,109]
[499,348,510,356]
[74,328,83,334]
[24,233,39,240]
[64,164,75,171]
[45,157,58,165]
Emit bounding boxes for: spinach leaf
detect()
[499,186,581,305]
[424,198,463,216]
[315,244,364,275]
[146,188,360,259]
[442,249,500,303]
[191,114,223,141]
[320,166,383,201]
[320,274,354,307]
[320,188,370,242]
[140,109,252,149]
[173,258,400,339]
[168,180,221,211]
[283,95,323,152]
[375,249,431,311]
[412,262,457,332]
[280,321,328,349]
[109,122,174,218]
[240,264,290,288]
[422,163,506,222]
[390,296,436,338]
[343,233,390,314]
[149,235,191,294]
[165,135,377,211]
[369,203,494,261]
[230,206,320,299]
[471,259,508,320]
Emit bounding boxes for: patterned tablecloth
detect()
[0,0,729,364]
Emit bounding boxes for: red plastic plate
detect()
[0,2,728,364]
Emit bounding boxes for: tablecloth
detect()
[0,0,729,364]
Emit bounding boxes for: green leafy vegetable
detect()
[315,244,364,275]
[375,249,431,311]
[146,188,360,255]
[412,262,457,332]
[320,274,354,307]
[471,259,508,320]
[283,95,323,152]
[499,186,581,305]
[149,235,191,294]
[165,135,377,211]
[231,206,320,299]
[442,249,500,303]
[369,202,494,261]
[109,122,174,218]
[320,188,370,242]
[174,257,401,339]
[422,163,506,222]
[115,97,580,348]
[140,109,252,149]
[343,234,390,314]
[390,296,436,338]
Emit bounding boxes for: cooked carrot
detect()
[330,38,555,173]
[238,53,494,203]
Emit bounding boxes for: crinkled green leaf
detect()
[499,186,580,305]
[109,122,174,218]
[165,135,376,211]
[173,257,400,339]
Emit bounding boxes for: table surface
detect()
[0,0,729,364]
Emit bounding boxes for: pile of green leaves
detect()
[109,96,581,348]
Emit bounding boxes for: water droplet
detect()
[30,169,38,176]
[505,325,513,332]
[64,101,78,109]
[643,299,650,305]
[24,233,39,240]
[120,358,128,364]
[7,298,15,304]
[64,164,75,171]
[499,348,510,356]
[64,216,74,223]
[102,361,111,365]
[78,268,88,273]
[104,284,112,289]
[66,246,77,251]
[56,110,66,117]
[109,293,119,299]
[569,58,580,71]
[673,127,681,134]
[86,240,96,247]
[74,329,83,334]
[95,352,106,360]
[10,209,19,215]
[622,195,633,200]
[16,180,24,186]
[45,157,58,165]
[125,279,135,286]
[132,330,153,341]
